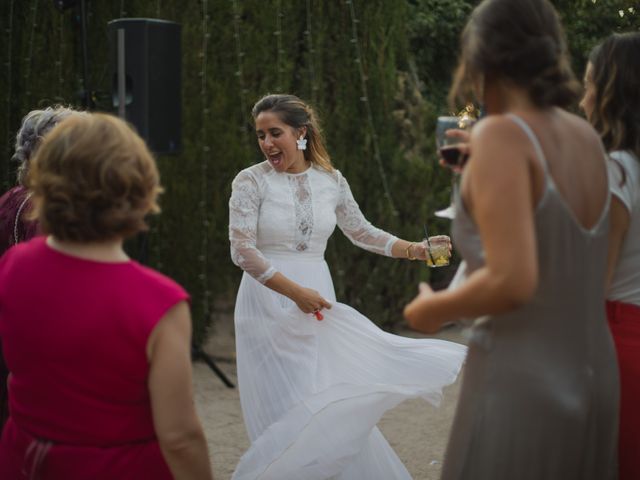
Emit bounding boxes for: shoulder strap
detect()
[506,114,549,175]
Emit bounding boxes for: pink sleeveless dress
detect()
[0,185,39,428]
[0,236,189,479]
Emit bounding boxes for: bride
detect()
[228,93,466,479]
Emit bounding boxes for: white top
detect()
[228,161,398,284]
[607,150,640,306]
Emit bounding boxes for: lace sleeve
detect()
[229,170,277,283]
[335,172,398,256]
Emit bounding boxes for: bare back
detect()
[516,108,608,231]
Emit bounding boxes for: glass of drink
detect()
[434,111,476,219]
[436,116,469,168]
[424,237,450,268]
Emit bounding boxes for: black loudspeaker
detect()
[108,19,181,155]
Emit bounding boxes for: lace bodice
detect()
[229,161,398,283]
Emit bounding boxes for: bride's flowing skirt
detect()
[233,258,467,480]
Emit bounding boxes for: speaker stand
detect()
[191,343,235,389]
[79,0,94,109]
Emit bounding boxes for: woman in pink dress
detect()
[0,113,213,479]
[0,106,80,430]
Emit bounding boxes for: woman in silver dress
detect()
[404,0,618,478]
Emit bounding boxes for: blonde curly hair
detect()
[27,113,162,242]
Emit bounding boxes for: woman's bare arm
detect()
[404,117,539,332]
[147,301,214,480]
[605,196,630,289]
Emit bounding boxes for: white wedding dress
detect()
[229,161,467,480]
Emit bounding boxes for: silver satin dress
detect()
[441,115,619,480]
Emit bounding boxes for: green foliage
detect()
[406,0,476,108]
[0,0,444,341]
[0,0,637,342]
[556,0,639,78]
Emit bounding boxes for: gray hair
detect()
[12,106,82,185]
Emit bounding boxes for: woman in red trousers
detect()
[581,31,640,480]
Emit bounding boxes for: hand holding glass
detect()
[436,117,470,168]
[424,236,451,268]
[434,116,475,219]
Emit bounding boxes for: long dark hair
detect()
[449,0,579,110]
[251,94,334,172]
[588,32,640,160]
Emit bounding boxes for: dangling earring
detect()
[296,136,307,151]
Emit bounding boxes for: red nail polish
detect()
[314,311,324,321]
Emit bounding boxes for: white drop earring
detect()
[296,136,307,151]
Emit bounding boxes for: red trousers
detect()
[607,300,640,480]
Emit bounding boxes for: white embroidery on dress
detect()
[229,169,277,283]
[228,164,398,285]
[335,172,397,256]
[288,175,314,252]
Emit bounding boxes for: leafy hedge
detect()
[0,0,636,344]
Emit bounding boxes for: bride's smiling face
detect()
[255,111,307,174]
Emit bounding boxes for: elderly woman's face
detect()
[255,111,307,174]
[579,62,596,121]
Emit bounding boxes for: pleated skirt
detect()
[232,256,467,480]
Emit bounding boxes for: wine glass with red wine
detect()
[434,115,474,218]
